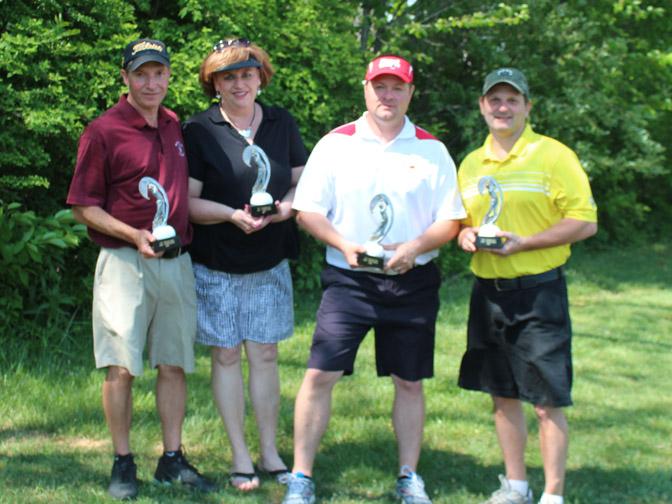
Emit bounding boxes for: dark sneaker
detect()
[108,454,138,500]
[154,450,216,492]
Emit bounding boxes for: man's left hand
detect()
[489,231,528,256]
[268,200,294,224]
[384,241,419,274]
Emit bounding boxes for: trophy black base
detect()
[475,236,504,249]
[152,235,181,253]
[251,204,277,217]
[357,253,384,269]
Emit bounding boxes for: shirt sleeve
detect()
[292,134,335,216]
[551,147,598,222]
[66,126,108,208]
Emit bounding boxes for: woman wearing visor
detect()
[183,38,307,491]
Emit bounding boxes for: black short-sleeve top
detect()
[183,102,308,273]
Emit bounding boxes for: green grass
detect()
[1,243,671,503]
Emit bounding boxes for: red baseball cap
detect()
[365,55,413,83]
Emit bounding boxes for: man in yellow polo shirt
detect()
[457,68,597,504]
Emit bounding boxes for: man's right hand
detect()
[72,205,164,258]
[340,240,366,268]
[295,211,365,267]
[458,226,478,253]
[134,229,161,258]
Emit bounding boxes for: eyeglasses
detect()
[213,38,251,52]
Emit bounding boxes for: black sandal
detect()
[229,472,260,490]
[258,465,291,484]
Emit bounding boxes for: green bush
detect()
[385,1,672,242]
[0,0,670,353]
[0,202,90,366]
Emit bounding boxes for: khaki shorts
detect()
[92,247,197,376]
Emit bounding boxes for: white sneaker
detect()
[395,465,432,504]
[282,473,316,504]
[481,475,533,504]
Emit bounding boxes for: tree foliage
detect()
[0,0,670,346]
[0,0,137,207]
[372,0,672,241]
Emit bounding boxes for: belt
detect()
[162,246,188,259]
[478,267,563,292]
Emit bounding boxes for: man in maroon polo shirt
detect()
[67,38,214,499]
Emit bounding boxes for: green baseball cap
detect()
[482,67,529,97]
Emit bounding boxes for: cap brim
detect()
[483,79,526,96]
[366,70,413,83]
[213,59,263,74]
[126,54,170,71]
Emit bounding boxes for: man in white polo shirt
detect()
[282,55,465,504]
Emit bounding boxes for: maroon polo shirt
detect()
[67,94,192,248]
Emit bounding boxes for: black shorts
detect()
[307,263,441,381]
[457,269,573,407]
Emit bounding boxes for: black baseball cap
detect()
[123,38,171,71]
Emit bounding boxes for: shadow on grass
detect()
[2,446,669,503]
[570,401,671,435]
[0,451,102,489]
[0,450,227,503]
[0,399,103,442]
[568,242,671,291]
[309,439,482,501]
[294,438,672,503]
[566,465,672,504]
[301,438,672,503]
[473,464,672,504]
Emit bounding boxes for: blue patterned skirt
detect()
[193,259,294,348]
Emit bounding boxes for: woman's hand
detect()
[230,208,269,234]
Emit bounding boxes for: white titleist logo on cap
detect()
[497,68,513,76]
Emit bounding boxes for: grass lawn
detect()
[1,243,671,503]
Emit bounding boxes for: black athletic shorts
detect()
[307,263,441,381]
[457,269,573,407]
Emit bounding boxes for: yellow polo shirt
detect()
[458,125,597,279]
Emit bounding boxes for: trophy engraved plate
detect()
[475,176,505,249]
[138,177,181,253]
[357,194,394,270]
[243,145,277,217]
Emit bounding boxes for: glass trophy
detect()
[357,193,394,270]
[243,145,277,217]
[138,177,181,253]
[475,175,505,249]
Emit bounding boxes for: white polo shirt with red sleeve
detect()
[293,113,466,270]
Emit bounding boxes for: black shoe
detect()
[108,454,139,500]
[154,449,216,493]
